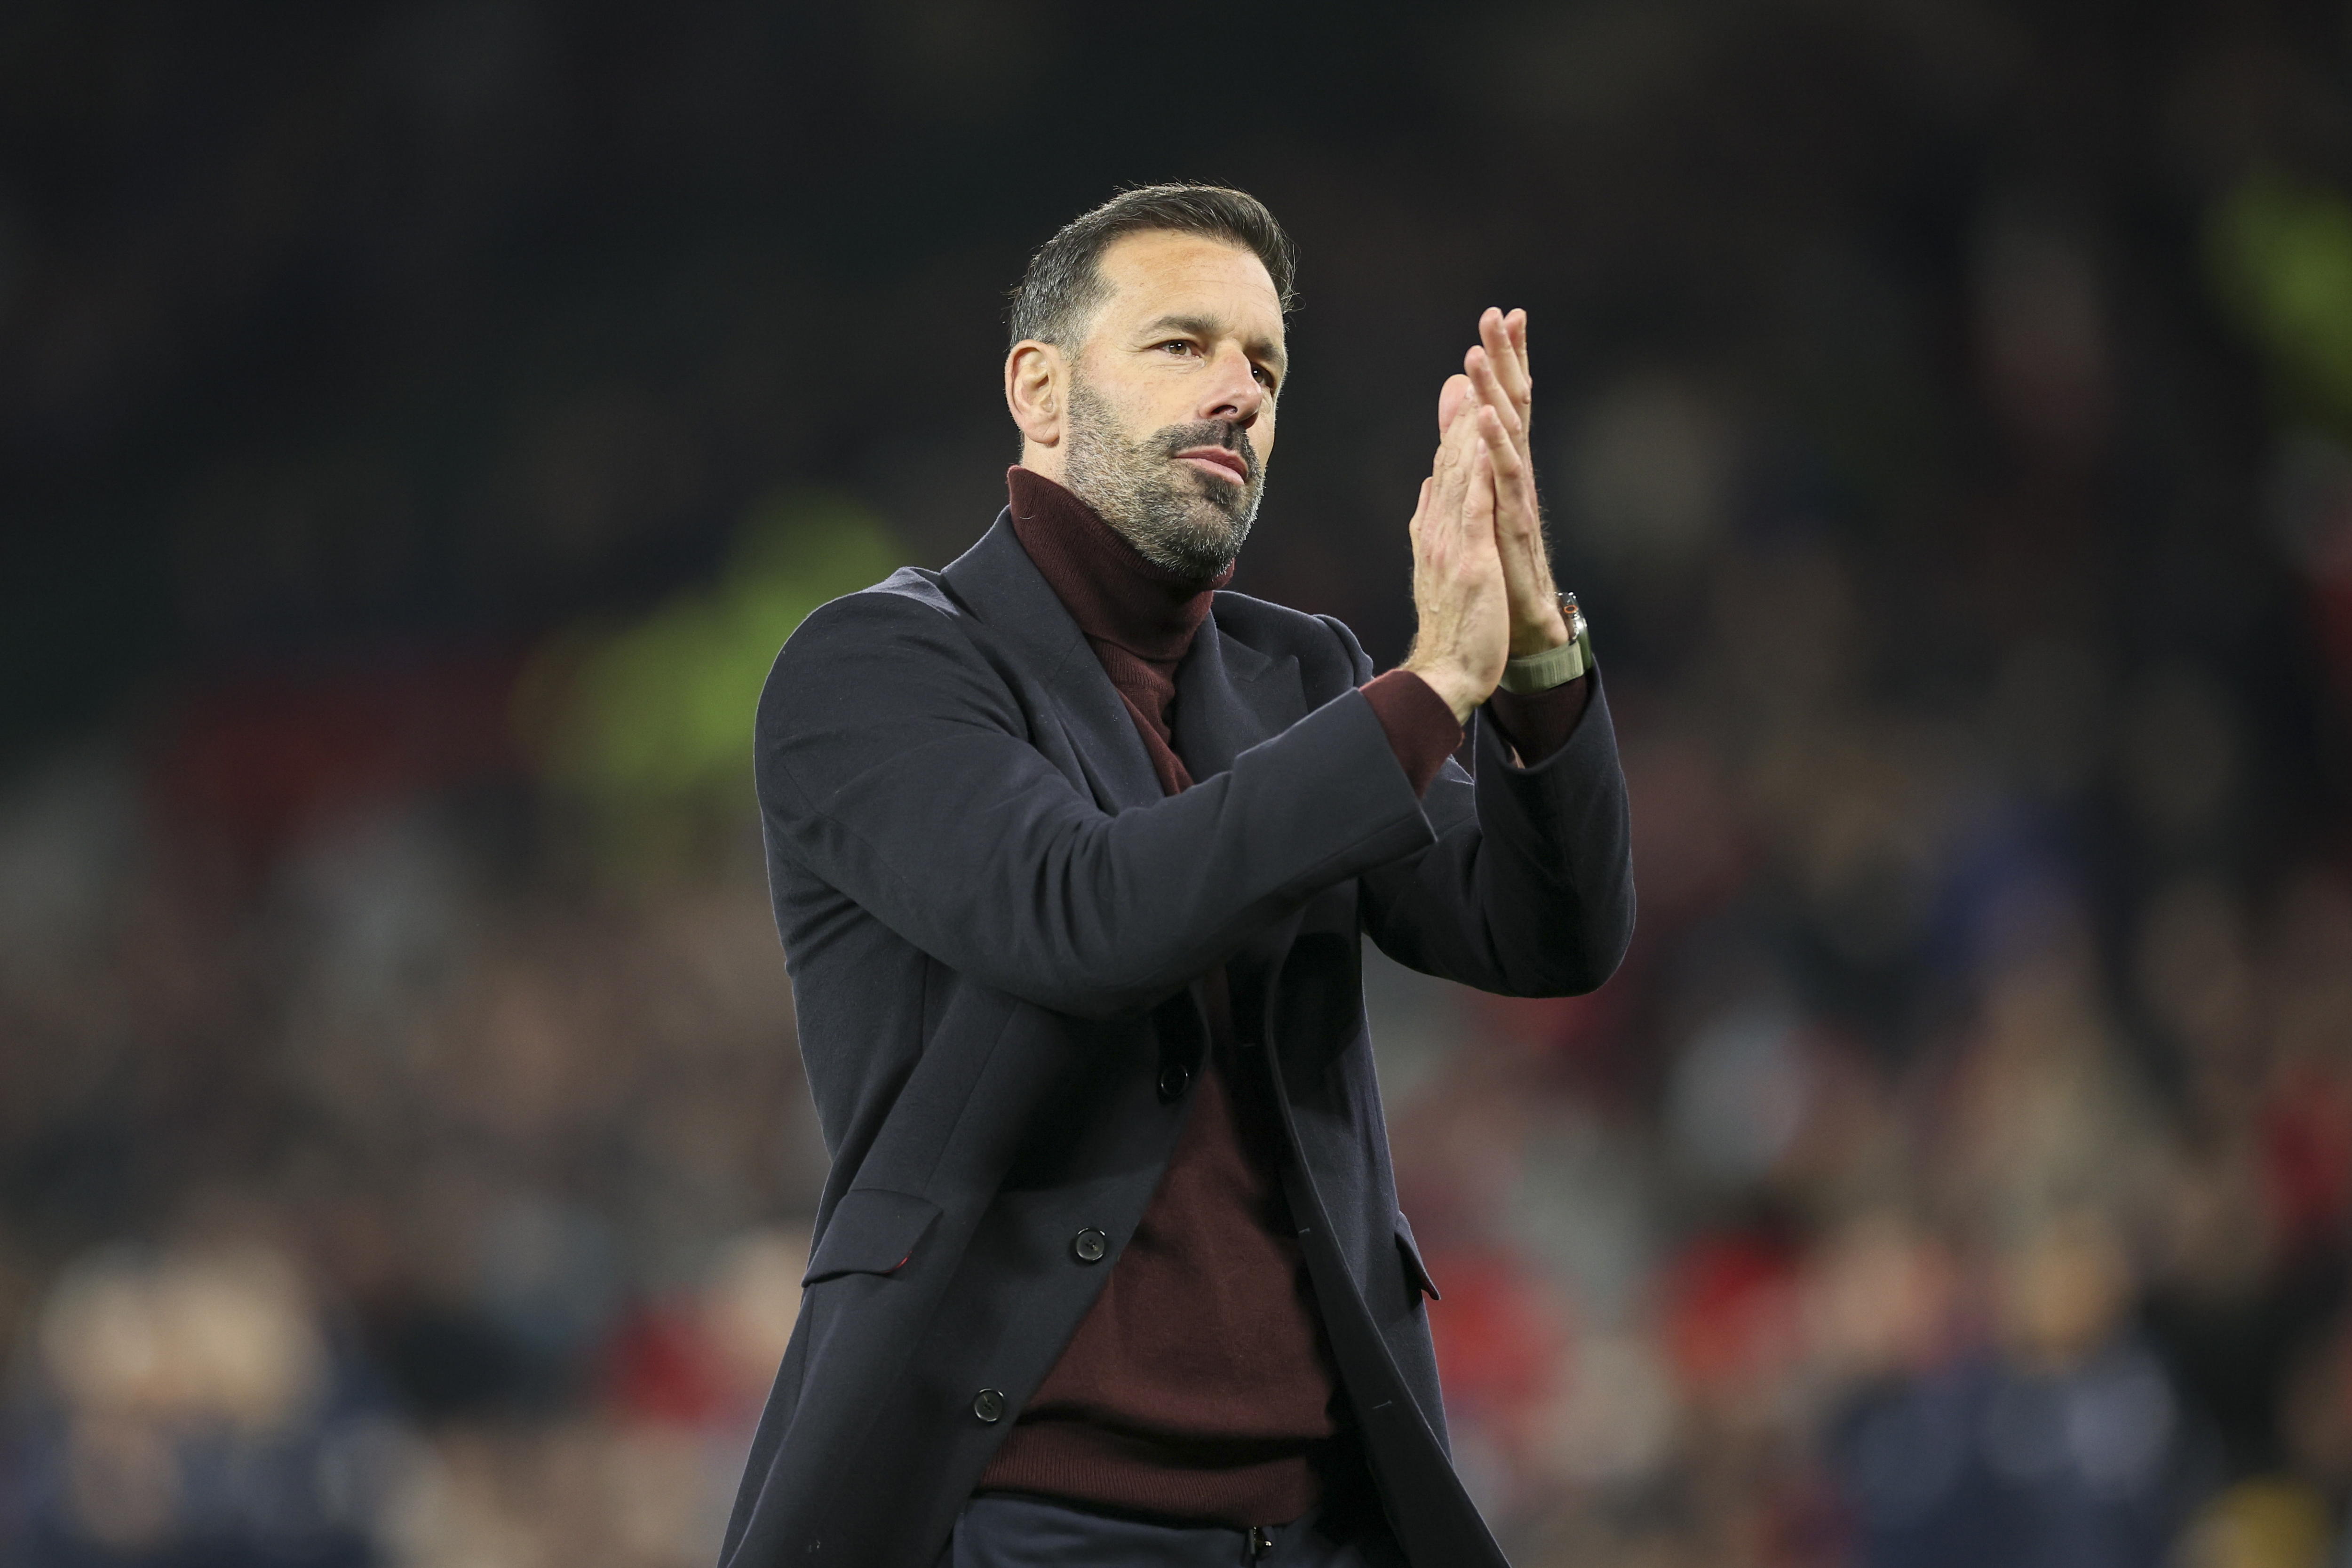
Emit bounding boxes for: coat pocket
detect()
[801,1189,942,1285]
[1394,1212,1442,1303]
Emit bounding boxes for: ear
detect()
[1006,339,1068,462]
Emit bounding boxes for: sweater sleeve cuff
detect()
[1361,669,1464,796]
[1486,676,1591,766]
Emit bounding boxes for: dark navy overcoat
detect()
[718,512,1635,1566]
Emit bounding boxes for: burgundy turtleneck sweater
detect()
[976,467,1586,1526]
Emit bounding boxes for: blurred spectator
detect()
[10,1232,407,1565]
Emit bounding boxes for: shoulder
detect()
[798,566,960,633]
[762,567,1012,729]
[1210,589,1375,688]
[775,567,972,668]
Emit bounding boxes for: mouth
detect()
[1173,446,1248,486]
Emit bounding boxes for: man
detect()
[721,185,1634,1567]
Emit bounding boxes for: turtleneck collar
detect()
[1006,466,1230,665]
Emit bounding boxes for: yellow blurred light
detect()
[517,490,901,865]
[2210,172,2352,432]
[2176,1478,2331,1568]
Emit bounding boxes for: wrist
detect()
[1508,609,1571,659]
[1399,659,1485,724]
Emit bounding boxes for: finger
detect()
[1437,373,1471,435]
[1430,397,1470,486]
[1429,395,1461,473]
[1506,308,1531,390]
[1477,402,1533,490]
[1426,421,1461,537]
[1432,399,1479,540]
[1436,416,1474,529]
[1464,348,1525,438]
[1466,443,1500,545]
[1466,345,1536,492]
[1479,309,1532,413]
[1478,404,1542,545]
[1476,396,1534,484]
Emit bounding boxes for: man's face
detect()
[1059,230,1287,580]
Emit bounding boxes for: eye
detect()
[1157,339,1196,357]
[1252,365,1277,390]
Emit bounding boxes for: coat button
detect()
[1072,1228,1108,1264]
[972,1388,1006,1424]
[1157,1062,1191,1101]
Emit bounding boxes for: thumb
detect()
[1437,374,1471,435]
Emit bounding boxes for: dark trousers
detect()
[940,1493,1409,1568]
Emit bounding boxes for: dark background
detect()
[7,3,2352,1565]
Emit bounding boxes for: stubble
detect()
[1061,376,1264,581]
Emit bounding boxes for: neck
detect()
[1005,466,1225,662]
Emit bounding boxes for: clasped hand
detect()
[1399,308,1571,724]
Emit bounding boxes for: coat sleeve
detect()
[756,589,1438,1019]
[1322,617,1637,998]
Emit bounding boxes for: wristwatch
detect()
[1497,590,1592,694]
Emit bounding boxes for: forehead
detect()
[1091,230,1284,338]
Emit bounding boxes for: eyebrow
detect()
[1136,312,1289,378]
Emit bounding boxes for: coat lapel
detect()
[1171,599,1302,780]
[1176,603,1310,1036]
[940,510,1162,813]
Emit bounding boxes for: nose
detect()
[1197,345,1265,429]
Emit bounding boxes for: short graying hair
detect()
[1007,184,1297,350]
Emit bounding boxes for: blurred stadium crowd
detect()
[9,2,2352,1565]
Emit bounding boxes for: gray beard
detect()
[1061,378,1263,581]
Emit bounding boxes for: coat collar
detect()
[940,509,1301,811]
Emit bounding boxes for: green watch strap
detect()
[1497,629,1590,694]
